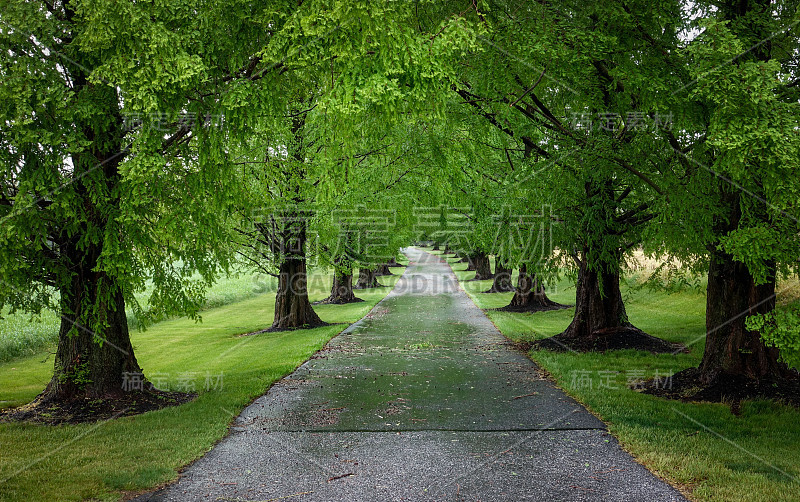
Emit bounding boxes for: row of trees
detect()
[0,0,480,405]
[417,0,800,398]
[1,0,799,409]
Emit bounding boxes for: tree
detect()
[228,2,481,328]
[649,0,800,398]
[0,0,252,406]
[0,0,482,412]
[441,0,683,352]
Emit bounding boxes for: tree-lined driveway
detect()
[140,248,685,501]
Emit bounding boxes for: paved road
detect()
[139,248,685,501]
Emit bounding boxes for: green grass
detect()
[0,267,403,501]
[0,268,268,364]
[441,253,800,502]
[0,309,61,364]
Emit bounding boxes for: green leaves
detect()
[747,306,800,371]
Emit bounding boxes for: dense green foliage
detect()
[2,0,800,499]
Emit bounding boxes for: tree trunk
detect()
[320,266,362,304]
[698,250,787,382]
[535,251,676,352]
[386,256,403,267]
[374,263,393,276]
[271,215,324,330]
[472,252,493,280]
[40,265,143,403]
[559,255,629,339]
[486,259,514,292]
[272,256,324,329]
[465,254,477,270]
[500,264,564,308]
[355,267,382,289]
[432,242,440,251]
[36,87,145,404]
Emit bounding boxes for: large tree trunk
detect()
[386,256,403,267]
[535,251,677,353]
[36,82,145,405]
[271,109,325,330]
[355,267,382,289]
[374,263,393,276]
[320,266,362,304]
[485,259,515,293]
[273,256,324,329]
[465,253,477,270]
[645,247,797,403]
[40,269,143,403]
[271,215,324,330]
[560,255,628,339]
[472,252,493,280]
[432,242,440,251]
[699,250,786,382]
[499,264,564,308]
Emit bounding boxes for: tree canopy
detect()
[2,0,799,410]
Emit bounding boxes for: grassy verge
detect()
[0,269,269,363]
[433,250,800,502]
[0,267,403,501]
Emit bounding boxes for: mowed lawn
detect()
[428,249,800,502]
[0,266,404,501]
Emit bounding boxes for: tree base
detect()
[244,320,332,336]
[268,319,329,332]
[640,367,800,408]
[533,325,686,353]
[313,296,364,305]
[496,299,571,312]
[374,268,394,276]
[482,283,517,293]
[0,389,195,425]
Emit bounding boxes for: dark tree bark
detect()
[319,265,362,304]
[472,252,493,280]
[698,250,786,382]
[499,264,565,308]
[559,254,628,338]
[486,259,515,292]
[386,256,403,267]
[432,242,440,251]
[374,263,393,276]
[535,251,678,353]
[465,253,477,270]
[669,184,794,391]
[645,247,798,403]
[40,267,143,403]
[272,253,325,329]
[355,267,383,289]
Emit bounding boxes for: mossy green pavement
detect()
[138,249,684,501]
